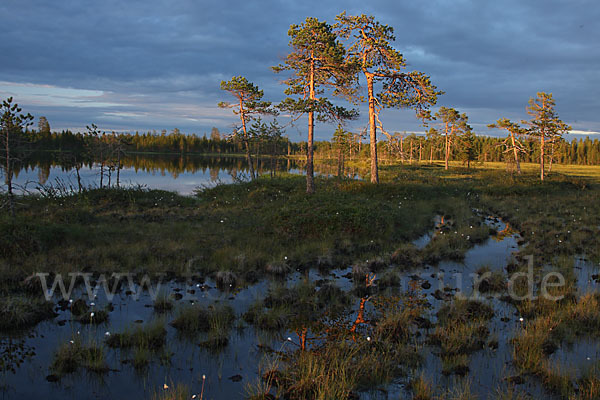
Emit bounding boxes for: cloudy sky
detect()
[1,0,598,141]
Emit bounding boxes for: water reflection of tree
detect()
[13,153,369,189]
[17,154,304,182]
[494,221,515,242]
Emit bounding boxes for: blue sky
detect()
[1,0,599,141]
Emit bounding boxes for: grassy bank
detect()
[1,164,598,284]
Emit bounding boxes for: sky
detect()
[1,0,599,141]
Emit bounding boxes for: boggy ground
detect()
[0,164,599,399]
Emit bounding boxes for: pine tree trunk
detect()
[337,146,343,177]
[76,165,82,194]
[366,74,379,183]
[510,132,522,174]
[400,135,404,164]
[117,152,121,187]
[239,103,255,180]
[445,131,450,170]
[548,141,555,173]
[100,161,104,188]
[540,134,545,181]
[306,57,315,194]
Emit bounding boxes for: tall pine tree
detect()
[523,92,571,181]
[274,17,358,193]
[335,12,442,183]
[219,76,275,179]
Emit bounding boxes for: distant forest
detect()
[28,127,600,166]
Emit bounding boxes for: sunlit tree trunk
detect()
[540,133,545,181]
[239,100,255,180]
[444,123,450,170]
[510,131,522,174]
[366,74,378,183]
[400,135,404,164]
[306,56,316,194]
[548,140,555,173]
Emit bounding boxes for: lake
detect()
[5,153,361,195]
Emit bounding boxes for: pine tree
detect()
[335,12,442,183]
[487,118,527,174]
[38,116,51,134]
[523,92,571,181]
[218,76,275,179]
[332,124,351,176]
[458,126,477,168]
[434,107,469,170]
[273,17,358,194]
[1,97,34,216]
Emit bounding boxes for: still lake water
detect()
[6,154,351,195]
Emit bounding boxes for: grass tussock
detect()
[512,294,600,398]
[0,296,55,331]
[150,383,191,400]
[105,319,167,350]
[50,336,108,377]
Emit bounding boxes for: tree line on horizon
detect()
[9,120,600,168]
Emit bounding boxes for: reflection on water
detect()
[7,154,302,195]
[5,154,362,195]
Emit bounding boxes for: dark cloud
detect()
[1,0,598,139]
